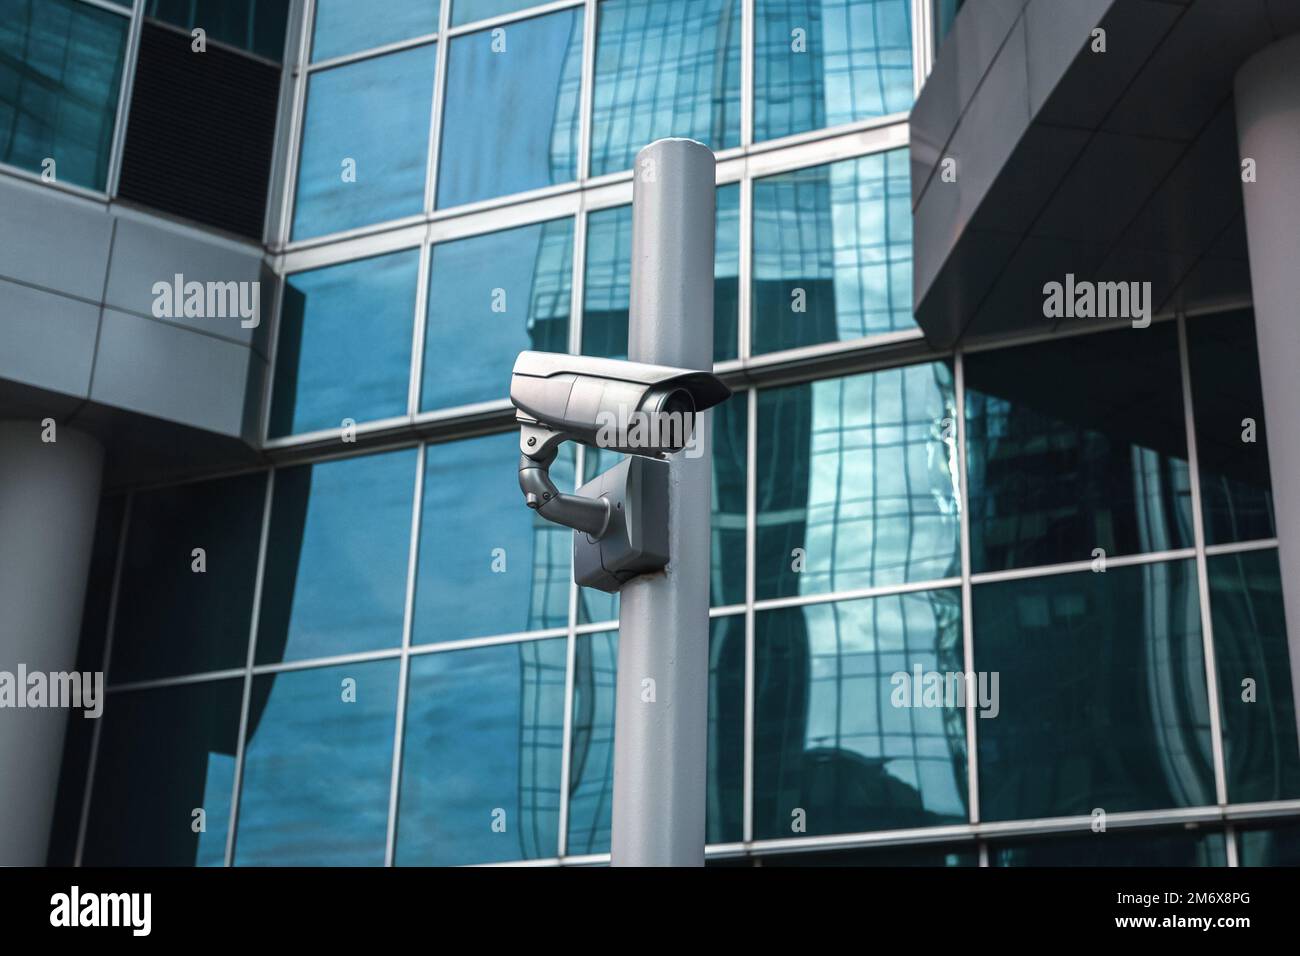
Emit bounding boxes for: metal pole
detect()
[610,138,716,866]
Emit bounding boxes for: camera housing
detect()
[510,350,731,458]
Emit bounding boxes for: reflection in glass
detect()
[567,620,745,853]
[83,680,241,866]
[453,0,539,27]
[755,0,913,143]
[581,184,740,363]
[1186,310,1275,544]
[0,0,127,190]
[422,218,572,412]
[414,433,573,643]
[751,150,913,353]
[1208,549,1300,803]
[753,590,967,840]
[147,0,289,60]
[964,324,1193,572]
[973,561,1214,821]
[590,0,741,176]
[293,44,436,239]
[436,9,582,208]
[397,639,566,864]
[756,362,958,600]
[1238,821,1300,866]
[236,661,399,865]
[111,473,266,683]
[578,391,747,623]
[992,829,1226,866]
[761,844,976,866]
[271,249,419,437]
[311,0,438,61]
[257,450,416,664]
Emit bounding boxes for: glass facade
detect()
[46,0,1296,868]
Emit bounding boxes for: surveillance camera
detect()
[510,350,731,459]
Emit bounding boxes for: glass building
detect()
[2,0,1300,869]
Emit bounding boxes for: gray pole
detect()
[1235,34,1300,747]
[610,138,716,866]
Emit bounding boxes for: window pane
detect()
[752,150,913,353]
[580,184,741,364]
[83,679,241,866]
[436,9,582,208]
[0,0,127,190]
[590,0,741,177]
[272,249,419,438]
[414,434,574,643]
[311,0,438,62]
[293,44,436,239]
[235,660,399,865]
[421,218,573,412]
[1208,549,1300,803]
[567,619,745,853]
[756,363,958,601]
[112,473,266,683]
[991,829,1226,866]
[755,0,913,143]
[147,0,289,60]
[760,844,977,866]
[1186,310,1275,544]
[964,324,1192,573]
[257,450,416,664]
[578,391,747,622]
[452,0,545,28]
[753,590,966,841]
[973,561,1214,821]
[1238,821,1300,866]
[396,639,566,864]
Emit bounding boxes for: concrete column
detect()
[1235,34,1300,744]
[0,420,104,865]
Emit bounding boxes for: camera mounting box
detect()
[573,456,669,593]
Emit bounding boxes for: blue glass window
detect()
[414,433,574,643]
[751,150,913,353]
[1186,310,1275,544]
[111,473,267,684]
[396,639,567,864]
[590,0,742,177]
[436,9,582,209]
[580,184,741,363]
[272,249,419,438]
[756,363,958,600]
[992,829,1226,866]
[973,561,1214,822]
[755,0,914,143]
[311,0,438,62]
[147,0,290,60]
[82,679,242,866]
[567,618,745,853]
[235,661,399,865]
[421,218,573,412]
[257,450,417,664]
[964,324,1193,572]
[0,0,128,190]
[452,0,545,28]
[1208,549,1300,803]
[753,590,967,840]
[293,44,436,239]
[1238,821,1300,866]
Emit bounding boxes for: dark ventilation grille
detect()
[117,22,281,240]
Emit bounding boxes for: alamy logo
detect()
[50,886,151,936]
[151,273,260,328]
[0,666,103,718]
[890,666,1000,719]
[1042,273,1151,328]
[594,406,702,458]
